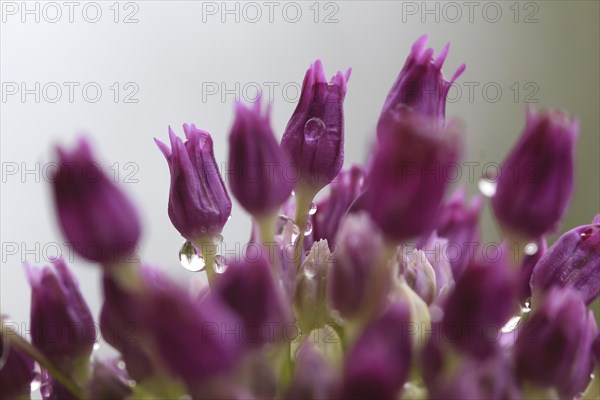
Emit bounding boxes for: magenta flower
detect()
[51,138,141,265]
[365,113,462,241]
[530,215,600,305]
[492,108,578,239]
[25,258,95,374]
[281,60,351,194]
[155,124,231,240]
[378,35,465,135]
[228,101,294,217]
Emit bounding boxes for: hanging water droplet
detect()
[501,315,522,333]
[127,379,137,388]
[30,372,42,392]
[215,255,228,274]
[179,241,206,272]
[93,343,100,352]
[213,234,224,245]
[478,178,497,197]
[116,360,126,370]
[276,215,301,244]
[304,221,313,236]
[308,202,317,215]
[304,118,326,141]
[524,242,538,256]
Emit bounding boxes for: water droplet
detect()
[227,215,232,221]
[308,202,317,215]
[179,241,205,272]
[580,227,598,241]
[30,372,42,392]
[127,379,137,388]
[478,178,497,197]
[213,234,224,245]
[304,118,326,141]
[117,360,126,370]
[524,242,538,256]
[93,343,100,352]
[215,255,228,274]
[304,221,313,236]
[501,315,521,333]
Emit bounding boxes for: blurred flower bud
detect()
[492,108,577,239]
[25,258,94,374]
[341,301,412,400]
[399,249,437,305]
[530,216,600,305]
[85,358,133,400]
[286,341,341,400]
[155,124,231,240]
[328,213,389,319]
[366,113,462,242]
[51,138,140,265]
[515,287,598,397]
[228,101,294,217]
[295,240,331,332]
[281,60,351,194]
[0,332,35,399]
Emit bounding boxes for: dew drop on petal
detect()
[179,241,206,272]
[213,234,224,245]
[117,360,126,370]
[478,178,497,197]
[501,315,522,333]
[30,372,42,392]
[524,242,538,256]
[304,118,326,141]
[215,255,228,274]
[308,202,317,215]
[304,221,313,236]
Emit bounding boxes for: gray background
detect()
[1,0,599,366]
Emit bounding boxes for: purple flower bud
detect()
[25,258,95,373]
[328,213,388,319]
[399,249,437,305]
[286,341,341,400]
[0,332,35,399]
[366,113,462,242]
[155,124,231,240]
[51,138,141,264]
[341,301,412,400]
[530,216,600,305]
[492,108,578,239]
[435,187,483,278]
[515,287,597,397]
[85,358,132,400]
[212,246,294,346]
[441,252,516,359]
[419,232,455,299]
[102,267,244,390]
[378,35,465,135]
[40,370,78,400]
[228,101,294,216]
[281,60,351,194]
[312,165,365,247]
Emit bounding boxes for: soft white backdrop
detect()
[1,0,599,369]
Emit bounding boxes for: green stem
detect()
[293,189,315,270]
[1,322,84,400]
[194,236,218,288]
[257,212,280,277]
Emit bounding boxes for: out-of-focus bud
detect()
[399,249,437,305]
[441,252,516,359]
[228,101,294,217]
[328,213,388,319]
[530,216,600,306]
[85,358,133,400]
[312,165,365,248]
[341,301,412,400]
[286,341,341,400]
[213,245,294,346]
[377,35,465,135]
[435,187,483,278]
[155,124,231,240]
[492,108,578,239]
[515,287,598,398]
[0,332,35,399]
[365,113,462,242]
[281,60,351,195]
[101,267,244,392]
[51,138,141,265]
[419,233,455,299]
[295,240,332,332]
[25,259,94,375]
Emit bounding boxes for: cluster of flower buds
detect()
[2,35,599,400]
